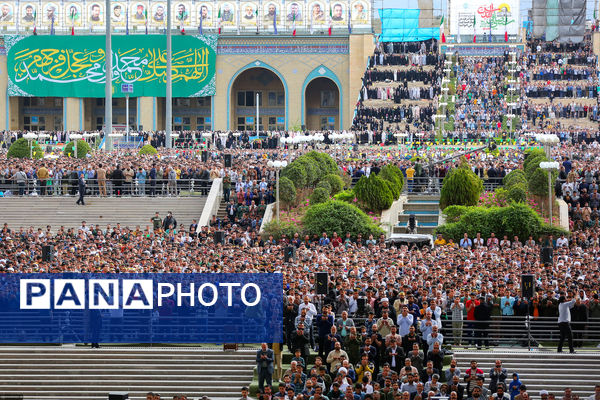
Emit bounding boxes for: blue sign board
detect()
[246,117,255,124]
[4,273,282,343]
[121,83,134,94]
[276,117,285,124]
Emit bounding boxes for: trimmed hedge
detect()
[440,165,484,210]
[354,173,394,212]
[436,202,568,241]
[310,187,330,205]
[138,144,158,155]
[303,200,383,238]
[323,174,344,195]
[7,138,44,159]
[64,139,91,159]
[279,176,297,208]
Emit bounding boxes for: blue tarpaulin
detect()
[378,9,439,42]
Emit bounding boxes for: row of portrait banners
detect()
[0,0,370,31]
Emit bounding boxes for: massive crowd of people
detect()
[0,35,599,400]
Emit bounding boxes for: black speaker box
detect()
[201,151,208,162]
[521,274,535,299]
[284,245,296,262]
[214,230,225,244]
[541,247,553,265]
[224,154,232,168]
[42,245,54,262]
[316,272,328,295]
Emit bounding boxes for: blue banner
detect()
[1,273,282,344]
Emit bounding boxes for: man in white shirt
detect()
[557,293,578,353]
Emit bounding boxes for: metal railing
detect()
[0,178,212,197]
[299,315,600,349]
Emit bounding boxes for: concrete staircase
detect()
[0,197,206,231]
[452,350,600,398]
[0,346,256,400]
[394,194,441,235]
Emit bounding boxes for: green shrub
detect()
[310,187,330,205]
[323,174,344,195]
[261,219,301,241]
[503,169,527,188]
[436,203,554,241]
[63,139,91,158]
[440,166,484,210]
[294,156,319,187]
[507,183,527,203]
[279,176,297,208]
[378,165,404,199]
[494,187,509,204]
[524,155,547,180]
[7,138,44,159]
[281,163,307,189]
[382,164,405,192]
[305,151,338,178]
[523,148,546,170]
[334,189,355,203]
[354,174,394,212]
[442,205,469,223]
[138,144,158,155]
[316,181,332,196]
[303,200,383,239]
[528,168,556,197]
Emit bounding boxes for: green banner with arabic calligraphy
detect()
[5,34,216,98]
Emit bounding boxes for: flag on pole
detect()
[472,14,476,42]
[488,14,492,42]
[292,13,296,36]
[180,11,185,34]
[145,8,148,34]
[347,6,351,33]
[440,15,444,42]
[504,13,508,42]
[50,15,54,35]
[273,7,277,34]
[328,5,332,35]
[70,7,75,35]
[126,6,129,35]
[218,7,222,34]
[33,10,37,35]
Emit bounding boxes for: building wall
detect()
[0,33,375,131]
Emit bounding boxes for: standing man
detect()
[76,172,87,205]
[37,164,49,195]
[151,212,162,231]
[557,293,578,353]
[97,163,107,196]
[256,343,274,392]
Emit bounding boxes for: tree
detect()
[303,200,383,239]
[310,187,330,205]
[279,176,297,208]
[63,139,91,158]
[354,173,394,212]
[281,163,307,189]
[528,168,556,198]
[138,144,158,155]
[524,155,547,180]
[7,138,44,159]
[323,173,344,195]
[439,165,484,210]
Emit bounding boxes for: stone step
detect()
[406,195,440,201]
[0,391,242,399]
[0,361,254,368]
[398,214,439,223]
[0,369,251,376]
[393,226,437,235]
[403,202,440,212]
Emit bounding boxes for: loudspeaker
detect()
[521,274,535,299]
[224,154,232,168]
[284,245,296,263]
[108,393,129,400]
[541,247,553,265]
[201,151,208,162]
[42,245,54,262]
[357,297,366,315]
[316,272,328,295]
[214,230,225,244]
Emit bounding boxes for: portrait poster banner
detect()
[6,34,217,97]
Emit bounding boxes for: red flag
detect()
[504,31,508,42]
[473,34,476,43]
[71,25,75,35]
[442,33,446,43]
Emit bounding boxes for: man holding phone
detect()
[557,292,579,353]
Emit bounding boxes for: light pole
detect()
[70,133,83,158]
[104,0,112,151]
[23,132,38,159]
[540,161,559,225]
[267,160,288,221]
[165,0,172,148]
[535,134,560,159]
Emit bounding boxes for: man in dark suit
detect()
[76,173,87,205]
[384,337,405,373]
[256,342,274,392]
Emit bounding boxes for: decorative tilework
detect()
[218,44,349,54]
